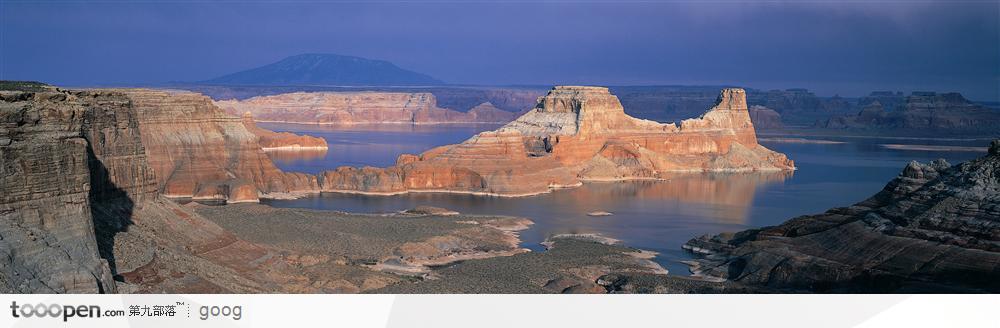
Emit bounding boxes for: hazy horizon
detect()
[2,1,998,101]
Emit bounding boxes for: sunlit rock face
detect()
[317,86,795,196]
[215,92,521,124]
[241,112,328,150]
[123,89,319,203]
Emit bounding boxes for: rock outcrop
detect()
[123,89,319,203]
[2,85,393,293]
[1,88,132,293]
[241,112,328,150]
[745,88,853,125]
[317,86,794,196]
[821,92,1000,134]
[748,105,784,129]
[215,92,521,124]
[684,140,1000,292]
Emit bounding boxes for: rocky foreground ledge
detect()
[683,140,1000,293]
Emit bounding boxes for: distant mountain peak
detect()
[201,53,443,86]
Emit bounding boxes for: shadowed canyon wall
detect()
[2,86,347,293]
[0,89,157,293]
[822,92,1000,134]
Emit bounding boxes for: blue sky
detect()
[2,0,998,100]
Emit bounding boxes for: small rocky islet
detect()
[1,81,996,293]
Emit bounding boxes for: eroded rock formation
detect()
[317,86,794,196]
[215,92,521,124]
[2,86,310,293]
[2,85,479,293]
[748,105,784,129]
[6,84,700,294]
[683,140,1000,292]
[241,112,328,150]
[1,89,130,293]
[123,89,319,203]
[822,92,1000,134]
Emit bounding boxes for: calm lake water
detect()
[259,122,990,275]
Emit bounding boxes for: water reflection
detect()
[264,148,328,164]
[257,123,987,274]
[258,122,500,173]
[264,172,789,275]
[578,172,791,225]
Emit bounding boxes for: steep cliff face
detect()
[123,89,318,203]
[215,92,521,124]
[318,86,794,196]
[0,88,159,293]
[822,92,1000,134]
[684,141,1000,292]
[1,86,367,294]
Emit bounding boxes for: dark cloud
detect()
[1,0,997,100]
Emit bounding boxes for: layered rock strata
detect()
[11,85,663,294]
[122,89,319,203]
[317,86,794,196]
[822,92,1000,133]
[683,140,1000,292]
[748,105,784,129]
[0,89,127,293]
[241,112,328,150]
[2,86,401,293]
[215,92,521,124]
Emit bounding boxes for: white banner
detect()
[0,294,996,328]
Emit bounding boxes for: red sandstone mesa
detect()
[317,86,795,196]
[214,92,521,124]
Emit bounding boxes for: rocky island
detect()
[317,86,795,196]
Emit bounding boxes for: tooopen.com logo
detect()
[10,301,125,322]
